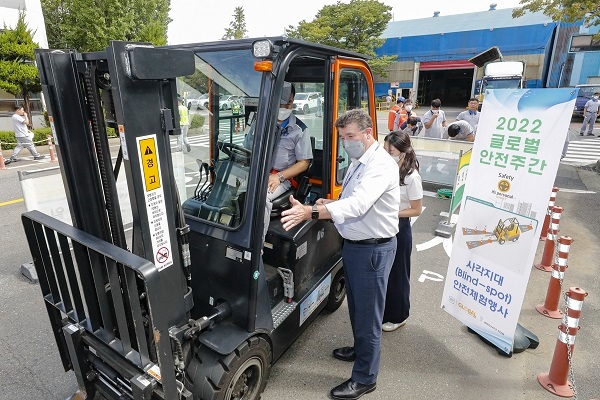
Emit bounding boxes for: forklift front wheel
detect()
[202,336,271,400]
[325,270,346,312]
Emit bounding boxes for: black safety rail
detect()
[22,210,179,399]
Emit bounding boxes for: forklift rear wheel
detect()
[197,336,271,400]
[325,270,346,312]
[499,239,505,245]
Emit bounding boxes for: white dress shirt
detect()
[325,142,400,240]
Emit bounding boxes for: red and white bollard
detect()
[535,206,563,272]
[538,287,587,397]
[47,135,57,162]
[0,142,6,170]
[535,236,573,319]
[540,187,559,241]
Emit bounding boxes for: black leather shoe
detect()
[332,346,356,362]
[330,378,376,399]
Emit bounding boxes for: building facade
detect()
[375,4,588,107]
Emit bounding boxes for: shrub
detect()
[190,114,205,129]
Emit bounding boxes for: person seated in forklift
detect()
[281,109,400,400]
[244,81,313,242]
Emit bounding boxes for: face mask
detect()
[278,108,292,121]
[391,155,401,162]
[405,105,412,112]
[343,139,366,159]
[594,96,599,100]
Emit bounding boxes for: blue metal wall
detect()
[376,24,556,61]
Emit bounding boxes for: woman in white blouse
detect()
[382,130,423,331]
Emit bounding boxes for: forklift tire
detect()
[195,336,271,400]
[325,269,346,312]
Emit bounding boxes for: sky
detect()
[167,0,525,45]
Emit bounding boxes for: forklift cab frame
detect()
[24,37,378,400]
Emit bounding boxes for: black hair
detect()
[447,123,460,137]
[469,97,479,103]
[431,98,441,108]
[384,130,419,185]
[14,105,24,111]
[407,116,418,126]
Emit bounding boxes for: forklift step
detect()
[272,300,297,329]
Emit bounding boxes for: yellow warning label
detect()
[139,137,161,191]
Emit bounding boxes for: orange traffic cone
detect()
[538,287,587,397]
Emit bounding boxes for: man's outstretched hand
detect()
[281,195,308,231]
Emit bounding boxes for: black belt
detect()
[345,237,392,245]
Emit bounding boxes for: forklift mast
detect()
[22,38,378,400]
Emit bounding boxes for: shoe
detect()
[34,155,46,160]
[4,158,12,165]
[382,319,408,332]
[330,378,376,400]
[580,133,584,136]
[186,144,191,152]
[332,346,356,362]
[586,133,595,136]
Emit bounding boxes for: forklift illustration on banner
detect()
[22,38,379,400]
[463,217,534,249]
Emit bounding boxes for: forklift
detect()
[23,37,380,399]
[493,217,521,244]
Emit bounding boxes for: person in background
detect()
[5,105,45,165]
[385,94,392,110]
[281,109,399,400]
[382,130,422,332]
[456,98,480,134]
[401,116,422,137]
[178,97,191,152]
[387,96,405,132]
[421,98,447,139]
[580,92,599,136]
[447,120,475,142]
[393,98,409,131]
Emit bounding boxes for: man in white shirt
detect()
[281,109,399,400]
[5,106,45,165]
[421,98,447,138]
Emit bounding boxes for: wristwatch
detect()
[311,204,319,220]
[277,172,285,183]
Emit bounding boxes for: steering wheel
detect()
[218,141,252,164]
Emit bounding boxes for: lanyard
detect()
[340,162,363,199]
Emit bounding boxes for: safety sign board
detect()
[137,134,173,270]
[440,88,577,354]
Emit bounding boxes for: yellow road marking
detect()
[0,198,24,207]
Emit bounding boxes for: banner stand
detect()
[468,323,539,357]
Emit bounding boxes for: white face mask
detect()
[278,108,292,121]
[594,96,599,100]
[343,139,366,159]
[391,155,401,162]
[405,105,412,112]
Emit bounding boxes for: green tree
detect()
[222,6,248,40]
[284,0,396,76]
[513,1,600,32]
[41,0,171,52]
[0,11,41,126]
